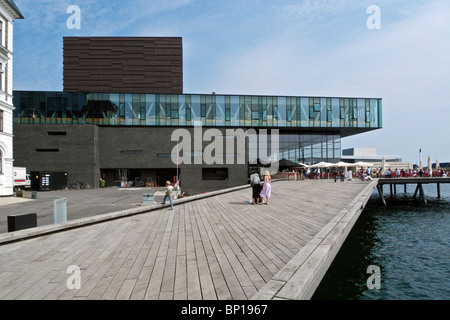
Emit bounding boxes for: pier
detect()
[0,179,376,300]
[376,178,450,206]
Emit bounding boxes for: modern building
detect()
[435,163,449,170]
[342,148,413,172]
[12,37,383,195]
[342,148,402,163]
[63,37,183,94]
[0,0,23,196]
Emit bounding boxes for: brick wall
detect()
[63,37,183,94]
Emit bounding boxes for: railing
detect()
[381,171,448,178]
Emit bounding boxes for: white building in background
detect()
[342,148,402,163]
[0,0,23,196]
[342,147,414,171]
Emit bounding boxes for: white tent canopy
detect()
[332,161,353,167]
[310,162,334,168]
[298,163,309,167]
[354,161,374,167]
[298,161,375,168]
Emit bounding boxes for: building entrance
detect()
[100,168,179,188]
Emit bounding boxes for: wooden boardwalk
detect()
[0,180,376,300]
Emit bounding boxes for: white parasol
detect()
[298,163,309,167]
[354,161,374,167]
[333,161,353,167]
[310,162,333,168]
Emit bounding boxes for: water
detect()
[312,183,450,300]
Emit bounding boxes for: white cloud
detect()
[339,1,450,162]
[13,0,197,90]
[191,0,450,162]
[277,0,358,23]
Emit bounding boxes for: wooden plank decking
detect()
[0,179,376,300]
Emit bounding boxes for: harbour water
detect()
[312,183,450,300]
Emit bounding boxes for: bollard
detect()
[32,191,38,199]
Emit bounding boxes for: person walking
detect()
[260,171,272,205]
[340,168,345,182]
[250,171,262,204]
[161,181,174,210]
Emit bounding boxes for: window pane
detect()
[202,168,228,180]
[201,104,206,117]
[186,107,192,121]
[273,106,278,119]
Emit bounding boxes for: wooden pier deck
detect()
[0,179,376,300]
[377,177,450,205]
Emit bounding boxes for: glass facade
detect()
[13,91,382,129]
[13,91,381,165]
[247,132,341,166]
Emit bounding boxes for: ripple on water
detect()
[312,184,450,300]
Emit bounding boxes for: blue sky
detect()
[12,0,450,164]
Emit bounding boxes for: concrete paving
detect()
[0,187,166,234]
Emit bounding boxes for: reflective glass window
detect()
[277,97,286,127]
[215,95,225,126]
[186,107,191,121]
[190,95,200,122]
[145,94,155,126]
[13,91,381,133]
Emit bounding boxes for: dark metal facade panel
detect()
[63,37,183,94]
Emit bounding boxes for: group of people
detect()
[250,170,272,205]
[160,165,449,211]
[332,168,348,182]
[382,168,449,178]
[160,171,273,211]
[162,172,273,210]
[360,170,374,181]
